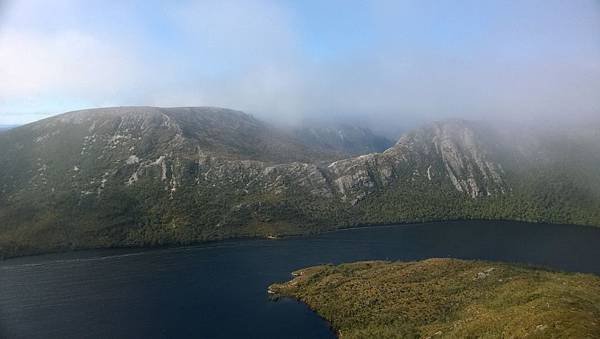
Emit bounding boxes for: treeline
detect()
[1,163,599,259]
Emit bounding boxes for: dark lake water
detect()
[2,221,600,338]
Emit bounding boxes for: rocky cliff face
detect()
[146,118,507,206]
[0,107,336,198]
[1,108,503,206]
[327,120,506,203]
[1,107,597,257]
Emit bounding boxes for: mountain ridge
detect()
[0,106,598,258]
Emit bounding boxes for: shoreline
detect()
[2,218,599,261]
[268,258,600,338]
[269,294,339,338]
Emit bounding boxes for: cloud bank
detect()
[1,0,599,129]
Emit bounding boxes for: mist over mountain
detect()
[1,1,599,131]
[0,106,598,258]
[2,3,600,339]
[292,124,393,157]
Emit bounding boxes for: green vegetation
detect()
[270,259,600,338]
[1,108,599,258]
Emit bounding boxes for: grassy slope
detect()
[269,259,600,338]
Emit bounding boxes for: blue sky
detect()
[0,0,599,127]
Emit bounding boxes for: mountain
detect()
[293,124,392,157]
[0,107,599,257]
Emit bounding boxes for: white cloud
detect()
[0,0,599,128]
[0,29,142,100]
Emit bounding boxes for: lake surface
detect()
[2,221,600,338]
